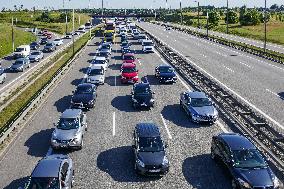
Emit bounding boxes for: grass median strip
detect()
[0,32,92,131]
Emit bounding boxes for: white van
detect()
[13,45,30,59]
[78,25,86,33]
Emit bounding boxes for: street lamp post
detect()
[264,0,267,53]
[180,0,183,24]
[72,8,75,55]
[206,8,209,37]
[194,1,200,28]
[12,17,14,52]
[226,0,229,34]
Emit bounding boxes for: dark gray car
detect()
[18,154,74,189]
[10,58,30,72]
[180,91,218,123]
[51,109,87,150]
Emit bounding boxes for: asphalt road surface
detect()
[138,22,284,133]
[167,22,284,54]
[0,35,235,188]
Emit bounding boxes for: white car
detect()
[138,34,148,43]
[53,38,63,46]
[142,39,154,53]
[91,56,108,71]
[86,66,105,85]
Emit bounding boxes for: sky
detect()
[1,0,284,10]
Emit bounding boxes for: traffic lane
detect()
[67,39,231,188]
[0,36,97,189]
[140,22,284,127]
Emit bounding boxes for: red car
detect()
[121,63,139,84]
[122,53,138,64]
[46,32,52,39]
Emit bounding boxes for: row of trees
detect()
[35,11,71,23]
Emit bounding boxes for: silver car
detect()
[18,154,74,189]
[86,66,105,85]
[51,109,87,150]
[29,51,44,62]
[180,91,218,123]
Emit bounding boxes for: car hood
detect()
[88,75,104,81]
[159,72,176,78]
[123,59,135,63]
[54,128,79,140]
[191,106,217,116]
[11,64,23,68]
[121,72,137,77]
[234,167,273,187]
[29,55,39,59]
[72,93,94,103]
[138,151,165,165]
[99,49,110,53]
[134,94,152,103]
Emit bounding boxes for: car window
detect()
[25,177,60,189]
[122,67,137,73]
[232,149,267,168]
[76,85,93,94]
[138,136,164,152]
[57,118,79,130]
[61,162,69,180]
[89,69,103,75]
[190,98,212,107]
[159,67,174,73]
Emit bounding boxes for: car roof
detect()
[186,91,207,98]
[134,82,150,88]
[15,58,26,61]
[143,40,153,43]
[124,53,134,56]
[122,63,136,68]
[218,133,256,150]
[61,109,82,118]
[158,64,171,68]
[32,158,63,177]
[90,65,104,70]
[95,56,106,60]
[136,123,160,137]
[18,45,29,48]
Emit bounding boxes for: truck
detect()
[13,45,30,59]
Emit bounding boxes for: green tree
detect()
[58,12,71,23]
[259,12,270,23]
[240,9,261,26]
[36,11,53,23]
[208,10,220,26]
[225,10,238,24]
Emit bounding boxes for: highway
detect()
[138,22,284,132]
[167,22,284,54]
[0,30,82,96]
[0,35,235,188]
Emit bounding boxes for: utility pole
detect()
[194,1,200,28]
[102,0,104,22]
[226,0,229,34]
[72,8,75,55]
[65,13,68,34]
[264,0,267,53]
[180,0,183,24]
[12,17,14,52]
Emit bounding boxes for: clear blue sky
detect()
[1,0,283,10]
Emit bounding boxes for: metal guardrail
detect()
[0,28,98,144]
[138,26,284,178]
[153,22,284,65]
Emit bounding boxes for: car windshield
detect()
[134,85,150,94]
[54,39,61,41]
[98,52,108,57]
[159,66,174,73]
[122,67,136,73]
[31,52,41,55]
[85,23,91,26]
[14,60,24,65]
[232,149,267,169]
[92,59,106,64]
[76,85,93,94]
[143,42,154,46]
[140,35,146,39]
[190,98,212,107]
[31,42,38,45]
[25,177,59,189]
[89,69,103,76]
[138,136,164,152]
[46,43,53,46]
[105,33,113,37]
[57,118,79,130]
[106,25,114,30]
[124,55,134,60]
[15,48,24,52]
[101,45,110,49]
[66,33,72,35]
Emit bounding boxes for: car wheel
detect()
[210,149,216,161]
[179,100,183,107]
[79,139,83,150]
[71,170,75,188]
[232,179,238,189]
[133,103,137,109]
[85,124,88,131]
[28,64,30,68]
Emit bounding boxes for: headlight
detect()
[192,114,200,118]
[162,156,169,165]
[132,98,138,103]
[273,176,279,188]
[71,137,80,143]
[133,76,138,79]
[237,178,250,188]
[88,100,94,104]
[136,159,145,168]
[121,76,126,79]
[150,99,155,103]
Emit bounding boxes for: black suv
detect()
[71,83,97,110]
[131,82,155,109]
[132,123,169,176]
[211,133,279,189]
[155,64,177,84]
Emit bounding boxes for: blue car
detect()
[155,64,177,83]
[211,133,280,189]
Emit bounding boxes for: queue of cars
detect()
[17,20,280,189]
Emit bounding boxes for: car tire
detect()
[85,124,88,131]
[232,179,238,189]
[210,149,216,161]
[71,170,75,188]
[78,139,83,150]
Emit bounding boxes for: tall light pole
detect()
[194,1,200,28]
[101,0,104,22]
[206,7,209,37]
[264,0,267,53]
[226,0,229,34]
[180,0,183,24]
[12,17,14,52]
[72,8,75,55]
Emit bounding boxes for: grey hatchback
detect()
[51,109,87,150]
[18,154,74,189]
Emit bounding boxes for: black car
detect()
[71,83,97,109]
[30,41,40,50]
[155,64,177,83]
[43,42,56,52]
[211,133,280,189]
[40,37,48,45]
[133,123,169,176]
[131,82,155,109]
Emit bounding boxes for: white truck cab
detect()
[142,39,154,53]
[14,45,30,59]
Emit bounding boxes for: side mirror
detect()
[132,145,136,149]
[131,91,134,95]
[152,92,156,94]
[164,143,168,148]
[53,123,57,127]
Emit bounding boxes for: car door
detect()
[133,130,138,159]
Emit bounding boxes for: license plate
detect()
[149,169,160,173]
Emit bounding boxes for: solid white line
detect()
[266,89,284,100]
[46,147,53,156]
[223,66,234,73]
[112,112,116,136]
[239,62,252,68]
[216,120,229,133]
[160,114,172,139]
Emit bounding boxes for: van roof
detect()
[17,45,29,48]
